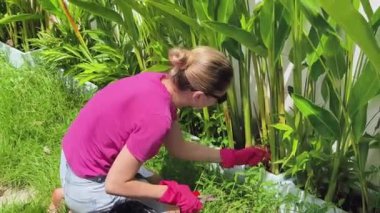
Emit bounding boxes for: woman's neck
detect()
[161,77,188,108]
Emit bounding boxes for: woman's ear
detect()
[192,91,206,106]
[192,91,204,101]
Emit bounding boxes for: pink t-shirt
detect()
[62,72,176,178]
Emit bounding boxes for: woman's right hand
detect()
[220,146,270,168]
[159,180,202,213]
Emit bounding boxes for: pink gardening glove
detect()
[220,146,270,168]
[159,180,203,213]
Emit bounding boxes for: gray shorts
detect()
[60,151,167,213]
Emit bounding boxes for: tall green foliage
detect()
[0,0,53,51]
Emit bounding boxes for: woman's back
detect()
[62,72,176,178]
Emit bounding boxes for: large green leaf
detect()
[348,62,380,142]
[358,134,369,169]
[217,0,235,23]
[69,0,124,25]
[119,0,189,42]
[193,0,210,21]
[115,0,146,16]
[0,14,42,25]
[38,0,65,20]
[274,5,291,63]
[359,0,373,20]
[215,0,235,45]
[39,0,60,14]
[321,77,340,118]
[323,35,347,80]
[365,133,380,149]
[278,0,293,24]
[351,106,367,142]
[114,0,139,40]
[371,7,380,30]
[319,0,380,75]
[348,63,380,115]
[202,21,267,56]
[146,0,199,29]
[222,38,244,60]
[259,0,290,62]
[259,0,274,50]
[304,27,324,67]
[321,74,330,103]
[309,59,324,81]
[299,0,334,35]
[319,74,341,123]
[291,93,341,139]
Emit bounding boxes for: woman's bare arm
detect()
[164,121,221,163]
[105,147,167,199]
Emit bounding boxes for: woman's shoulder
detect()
[136,71,167,79]
[126,72,172,109]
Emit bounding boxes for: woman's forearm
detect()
[106,179,167,199]
[171,141,221,163]
[164,121,222,163]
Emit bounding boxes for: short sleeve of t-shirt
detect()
[126,114,171,162]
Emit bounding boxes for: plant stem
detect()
[134,46,145,70]
[226,73,242,148]
[59,0,92,61]
[202,107,210,137]
[252,54,267,142]
[22,20,29,51]
[223,104,234,148]
[324,140,341,202]
[240,56,253,147]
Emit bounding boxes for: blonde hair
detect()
[168,46,233,94]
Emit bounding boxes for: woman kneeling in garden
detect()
[50,46,269,213]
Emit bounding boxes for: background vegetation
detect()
[1,0,380,212]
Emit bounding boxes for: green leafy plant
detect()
[281,1,380,211]
[0,0,52,51]
[31,0,142,87]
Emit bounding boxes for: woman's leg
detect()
[48,150,70,213]
[60,151,125,212]
[47,188,64,213]
[60,153,178,213]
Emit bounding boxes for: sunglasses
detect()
[190,88,226,104]
[189,86,227,104]
[205,92,227,104]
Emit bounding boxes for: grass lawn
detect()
[0,55,92,212]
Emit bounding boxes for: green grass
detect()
[0,55,92,212]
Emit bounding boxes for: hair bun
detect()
[169,48,189,70]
